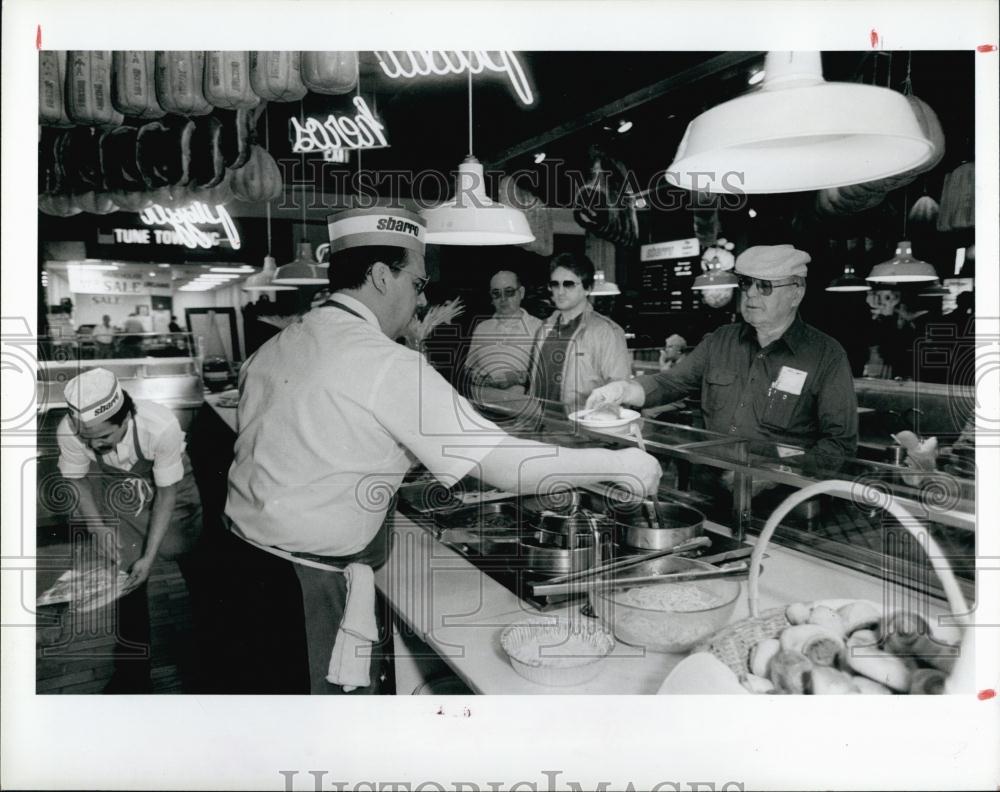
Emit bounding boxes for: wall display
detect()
[639,238,703,313]
[640,238,700,262]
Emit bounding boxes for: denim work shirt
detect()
[637,317,859,458]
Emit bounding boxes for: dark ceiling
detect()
[256,49,975,212]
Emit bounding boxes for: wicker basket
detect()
[694,480,971,690]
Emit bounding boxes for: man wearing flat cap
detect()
[588,245,858,458]
[218,207,661,695]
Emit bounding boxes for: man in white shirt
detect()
[219,207,661,694]
[56,368,203,692]
[464,269,542,396]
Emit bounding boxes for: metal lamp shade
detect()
[423,158,535,245]
[273,242,328,285]
[826,264,870,292]
[666,51,936,194]
[242,255,297,292]
[691,269,738,291]
[866,241,938,283]
[591,270,621,296]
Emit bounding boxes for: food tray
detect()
[37,566,130,613]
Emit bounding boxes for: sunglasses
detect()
[735,274,799,296]
[490,287,519,299]
[548,279,582,290]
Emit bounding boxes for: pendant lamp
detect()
[826,262,870,292]
[273,240,327,285]
[866,241,938,284]
[422,66,534,245]
[242,254,296,293]
[242,195,295,293]
[692,269,738,291]
[590,269,621,296]
[274,99,328,285]
[666,51,936,194]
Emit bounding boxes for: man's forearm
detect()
[477,437,642,495]
[143,485,177,560]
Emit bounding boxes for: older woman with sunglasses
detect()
[527,252,632,416]
[588,245,858,460]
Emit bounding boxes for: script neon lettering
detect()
[374,50,534,106]
[137,202,241,251]
[290,96,389,155]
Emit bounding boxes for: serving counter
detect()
[202,393,974,694]
[375,508,958,694]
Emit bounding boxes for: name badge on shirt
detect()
[772,365,808,396]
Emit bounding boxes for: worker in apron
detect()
[219,207,661,694]
[57,368,204,693]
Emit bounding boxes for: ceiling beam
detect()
[483,51,765,170]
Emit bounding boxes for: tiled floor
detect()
[36,547,194,695]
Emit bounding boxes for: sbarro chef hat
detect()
[63,368,124,425]
[735,245,811,279]
[327,207,426,255]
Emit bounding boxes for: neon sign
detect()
[290,96,389,155]
[374,50,534,106]
[137,202,241,250]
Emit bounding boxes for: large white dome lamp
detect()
[666,51,936,194]
[423,67,534,245]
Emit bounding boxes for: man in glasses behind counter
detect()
[588,245,858,460]
[464,269,542,397]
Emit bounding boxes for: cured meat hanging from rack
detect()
[250,51,308,102]
[112,51,165,120]
[300,51,359,95]
[155,51,213,116]
[65,51,123,128]
[39,51,73,127]
[204,51,261,110]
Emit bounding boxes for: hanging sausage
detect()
[155,51,213,116]
[112,51,165,119]
[204,51,261,110]
[300,51,359,95]
[250,51,307,102]
[936,162,975,232]
[230,144,283,202]
[101,126,154,212]
[39,51,73,127]
[65,51,118,126]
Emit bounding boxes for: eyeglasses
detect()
[735,274,799,296]
[490,287,519,299]
[391,267,429,295]
[548,279,582,290]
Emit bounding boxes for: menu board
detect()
[639,257,703,313]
